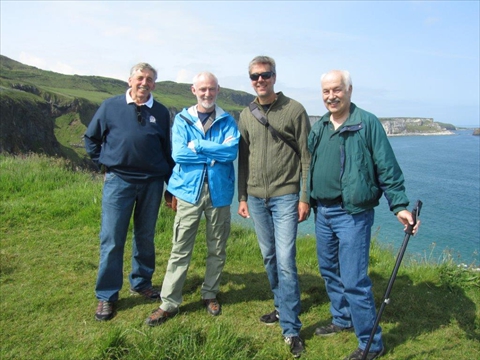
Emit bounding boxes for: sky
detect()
[1,1,479,127]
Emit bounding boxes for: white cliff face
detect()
[379,118,453,135]
[307,116,454,136]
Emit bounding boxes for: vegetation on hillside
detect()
[0,54,254,167]
[1,154,479,360]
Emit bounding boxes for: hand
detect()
[187,141,196,153]
[396,210,420,234]
[164,190,177,212]
[237,201,250,218]
[298,202,310,223]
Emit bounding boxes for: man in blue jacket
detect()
[308,70,420,360]
[146,72,240,326]
[84,62,174,321]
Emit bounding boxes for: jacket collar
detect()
[186,104,226,120]
[322,103,361,126]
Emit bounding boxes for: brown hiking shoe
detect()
[145,307,178,327]
[130,287,160,300]
[203,298,221,316]
[95,301,114,321]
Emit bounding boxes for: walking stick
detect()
[362,200,423,359]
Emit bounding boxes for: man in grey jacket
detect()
[237,55,311,358]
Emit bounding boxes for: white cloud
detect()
[424,16,441,26]
[175,69,193,84]
[19,52,46,69]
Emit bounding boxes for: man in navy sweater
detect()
[84,62,174,321]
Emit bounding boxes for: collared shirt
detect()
[125,89,154,108]
[310,120,343,202]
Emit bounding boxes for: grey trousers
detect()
[160,183,231,312]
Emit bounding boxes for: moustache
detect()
[326,99,340,105]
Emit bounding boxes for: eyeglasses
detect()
[136,105,143,124]
[249,71,275,81]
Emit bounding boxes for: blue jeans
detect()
[315,202,383,352]
[95,172,164,301]
[248,194,302,337]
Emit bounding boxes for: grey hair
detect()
[192,71,219,89]
[129,62,158,81]
[321,70,352,89]
[248,55,276,74]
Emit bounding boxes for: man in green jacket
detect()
[308,70,420,360]
[237,55,311,358]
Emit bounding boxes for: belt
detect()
[317,196,343,207]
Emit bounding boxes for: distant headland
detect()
[308,116,462,136]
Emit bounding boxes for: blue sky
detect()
[1,1,479,126]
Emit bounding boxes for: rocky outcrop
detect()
[473,128,480,136]
[379,117,453,135]
[0,93,60,155]
[308,116,455,136]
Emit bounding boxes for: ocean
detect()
[230,130,480,266]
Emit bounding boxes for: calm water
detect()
[231,130,480,266]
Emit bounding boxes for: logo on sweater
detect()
[149,116,156,123]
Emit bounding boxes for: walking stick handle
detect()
[405,200,422,235]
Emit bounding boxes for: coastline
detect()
[387,130,455,137]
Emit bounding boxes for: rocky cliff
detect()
[379,117,454,135]
[308,116,455,136]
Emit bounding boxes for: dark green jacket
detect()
[308,103,409,214]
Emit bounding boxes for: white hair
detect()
[321,70,352,89]
[192,72,219,89]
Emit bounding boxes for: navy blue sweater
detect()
[84,95,174,183]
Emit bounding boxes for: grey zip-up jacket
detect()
[238,92,311,203]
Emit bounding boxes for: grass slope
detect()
[0,54,253,110]
[1,154,479,360]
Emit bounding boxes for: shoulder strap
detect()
[202,111,215,133]
[248,102,300,158]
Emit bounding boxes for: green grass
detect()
[1,154,479,360]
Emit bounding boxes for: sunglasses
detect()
[249,71,275,81]
[136,105,143,124]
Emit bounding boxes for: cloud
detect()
[19,52,46,69]
[51,62,76,76]
[424,16,441,26]
[19,52,76,75]
[176,69,193,84]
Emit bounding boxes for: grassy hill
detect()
[0,55,253,111]
[0,55,254,167]
[1,154,479,359]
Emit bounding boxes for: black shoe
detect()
[314,323,353,336]
[130,286,160,300]
[344,347,385,360]
[259,309,279,325]
[284,336,305,358]
[145,307,178,327]
[203,298,221,316]
[95,301,114,321]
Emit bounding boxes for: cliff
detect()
[308,116,455,136]
[0,55,253,168]
[379,117,454,136]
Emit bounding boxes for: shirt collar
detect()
[125,89,154,108]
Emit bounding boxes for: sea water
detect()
[231,130,479,266]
